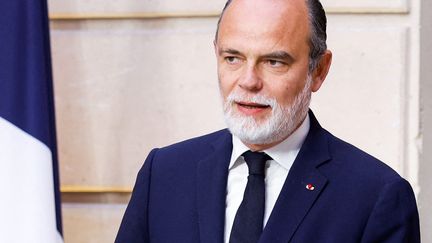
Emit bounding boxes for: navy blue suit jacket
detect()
[116,112,420,243]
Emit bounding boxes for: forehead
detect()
[218,0,310,55]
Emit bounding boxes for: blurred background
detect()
[47,0,432,242]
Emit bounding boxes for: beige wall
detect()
[419,0,432,242]
[48,0,430,242]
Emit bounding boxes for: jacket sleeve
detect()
[115,148,158,243]
[360,178,420,243]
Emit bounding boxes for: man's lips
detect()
[236,101,270,109]
[235,101,271,115]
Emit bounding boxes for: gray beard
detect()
[222,76,312,145]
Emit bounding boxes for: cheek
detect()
[266,78,306,105]
[218,70,239,97]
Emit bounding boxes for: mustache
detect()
[225,92,277,108]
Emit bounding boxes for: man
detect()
[116,0,420,242]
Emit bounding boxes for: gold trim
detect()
[325,7,409,14]
[49,12,220,20]
[49,8,408,20]
[61,186,132,193]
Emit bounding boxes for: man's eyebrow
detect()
[261,51,295,63]
[218,48,242,56]
[218,49,295,63]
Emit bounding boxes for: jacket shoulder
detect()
[324,130,402,183]
[149,129,230,166]
[159,129,229,153]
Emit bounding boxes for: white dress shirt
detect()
[224,114,310,243]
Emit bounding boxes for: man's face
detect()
[215,0,313,149]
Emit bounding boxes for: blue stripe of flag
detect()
[0,0,63,235]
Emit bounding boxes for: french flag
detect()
[0,0,64,242]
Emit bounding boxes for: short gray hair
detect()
[214,0,328,72]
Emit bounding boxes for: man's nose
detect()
[238,65,263,91]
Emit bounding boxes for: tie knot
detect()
[242,151,271,175]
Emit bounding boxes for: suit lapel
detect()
[260,111,331,243]
[196,130,232,243]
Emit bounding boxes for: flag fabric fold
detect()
[0,0,63,242]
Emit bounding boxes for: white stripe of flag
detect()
[0,117,63,242]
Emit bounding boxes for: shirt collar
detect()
[229,113,310,170]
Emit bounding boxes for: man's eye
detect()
[267,60,285,67]
[225,56,240,64]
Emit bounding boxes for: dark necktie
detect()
[229,151,271,243]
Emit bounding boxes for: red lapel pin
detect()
[306,184,315,191]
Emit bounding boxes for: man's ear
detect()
[311,50,332,92]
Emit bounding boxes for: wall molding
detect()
[61,186,132,193]
[325,7,409,14]
[49,8,409,20]
[49,12,220,20]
